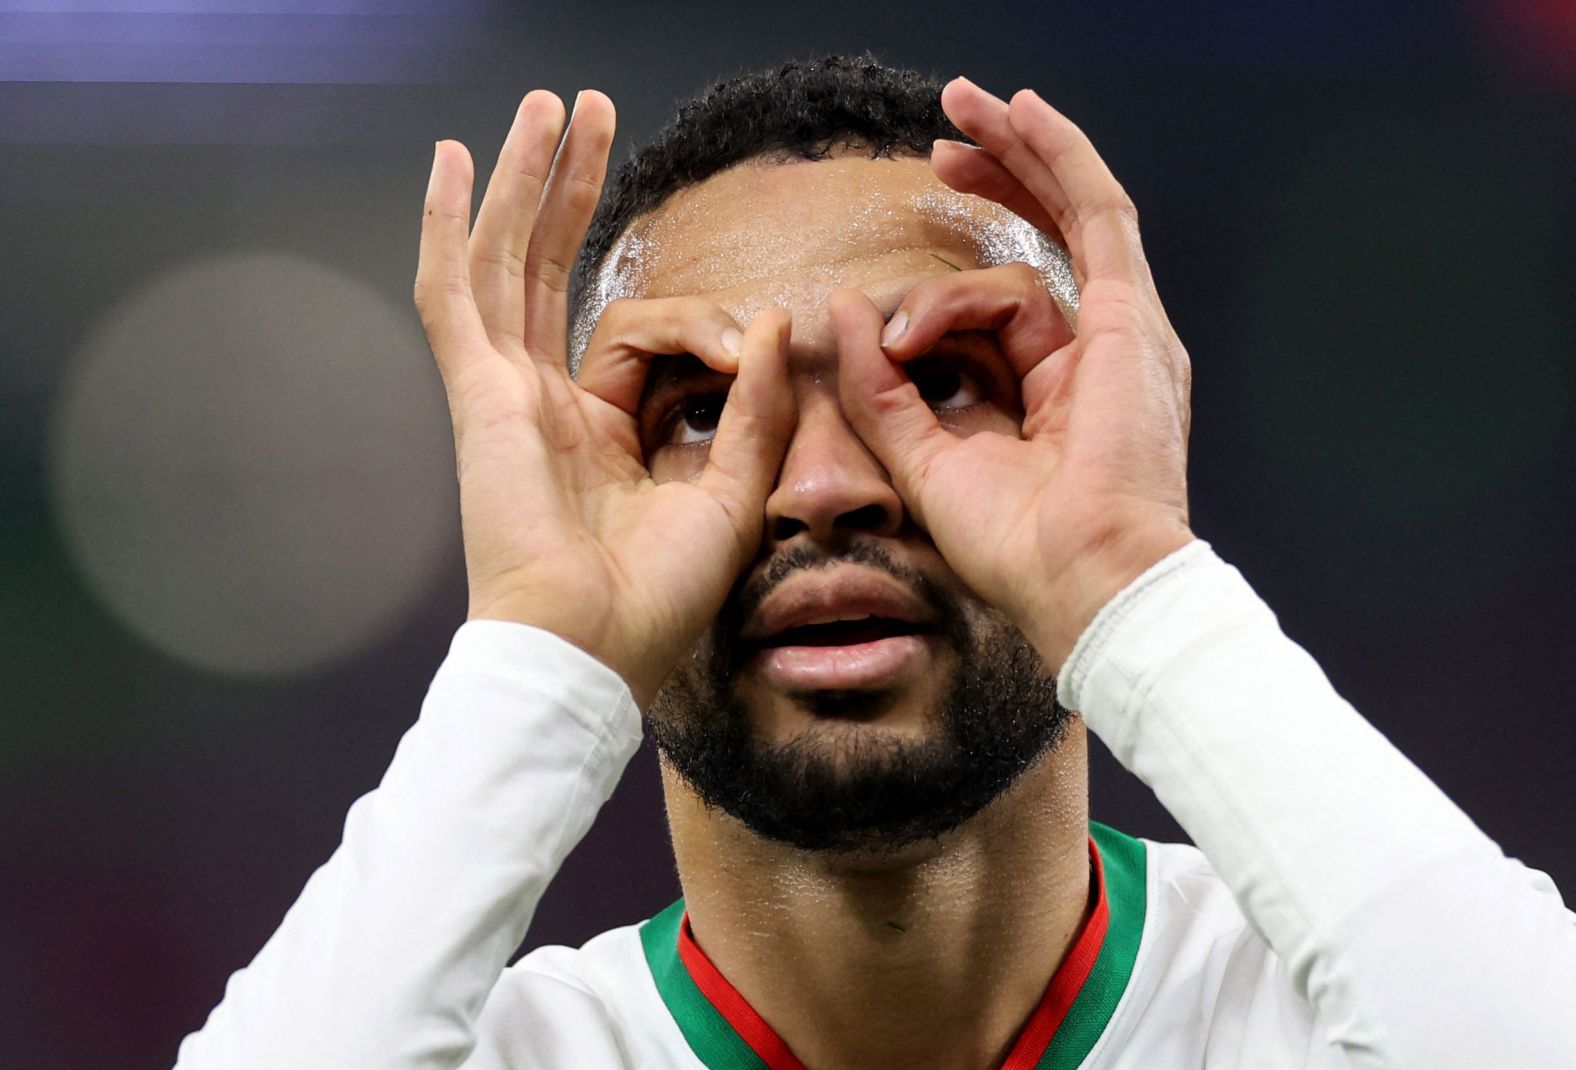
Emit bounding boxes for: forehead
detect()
[572,155,1076,355]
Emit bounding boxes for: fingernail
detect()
[572,90,585,114]
[720,326,743,357]
[881,310,909,348]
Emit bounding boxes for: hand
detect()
[833,79,1194,673]
[414,90,794,707]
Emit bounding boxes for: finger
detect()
[696,308,795,519]
[575,296,745,416]
[831,289,951,521]
[1005,89,1148,285]
[944,79,1148,287]
[879,263,1074,380]
[929,140,1086,309]
[930,139,1059,239]
[941,78,1075,233]
[522,90,616,369]
[468,90,567,357]
[413,140,491,381]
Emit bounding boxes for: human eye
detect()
[637,355,735,458]
[664,389,727,445]
[908,358,985,412]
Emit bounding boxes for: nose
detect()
[764,388,905,546]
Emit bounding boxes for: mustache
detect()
[714,538,970,665]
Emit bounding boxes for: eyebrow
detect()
[870,258,966,320]
[640,354,726,402]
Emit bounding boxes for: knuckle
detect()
[562,171,604,215]
[1105,196,1140,229]
[903,270,965,311]
[1076,195,1139,235]
[593,297,665,349]
[412,274,469,313]
[527,254,574,295]
[470,247,527,280]
[684,294,734,322]
[651,295,713,330]
[508,162,550,197]
[998,261,1043,292]
[440,276,472,300]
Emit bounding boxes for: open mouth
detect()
[745,609,936,691]
[757,616,930,649]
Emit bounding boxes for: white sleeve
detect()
[1059,541,1576,1070]
[174,621,643,1070]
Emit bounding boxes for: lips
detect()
[741,571,935,649]
[738,570,938,691]
[759,615,927,648]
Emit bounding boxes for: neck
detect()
[662,722,1091,1070]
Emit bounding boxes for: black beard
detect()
[646,540,1072,854]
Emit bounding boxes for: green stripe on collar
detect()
[1033,822,1148,1069]
[640,822,1148,1070]
[641,900,770,1070]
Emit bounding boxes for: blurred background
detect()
[2,0,1573,1065]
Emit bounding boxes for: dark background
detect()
[3,2,1573,1067]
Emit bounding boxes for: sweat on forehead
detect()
[568,155,1077,369]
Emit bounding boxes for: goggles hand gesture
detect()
[415,91,793,707]
[836,79,1194,673]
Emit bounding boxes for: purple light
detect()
[0,0,496,84]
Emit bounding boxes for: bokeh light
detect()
[48,251,455,678]
[1474,0,1576,91]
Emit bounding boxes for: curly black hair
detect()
[569,55,966,351]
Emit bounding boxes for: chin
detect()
[648,597,1068,856]
[771,713,942,771]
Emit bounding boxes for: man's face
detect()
[583,155,1073,853]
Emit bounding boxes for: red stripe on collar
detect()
[999,837,1110,1069]
[675,835,1108,1070]
[678,912,809,1070]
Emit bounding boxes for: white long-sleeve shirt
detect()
[174,542,1576,1068]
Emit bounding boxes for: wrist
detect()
[1022,517,1195,675]
[466,594,671,710]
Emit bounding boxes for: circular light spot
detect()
[50,252,456,678]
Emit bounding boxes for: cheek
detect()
[649,629,724,721]
[647,444,712,483]
[938,404,1025,441]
